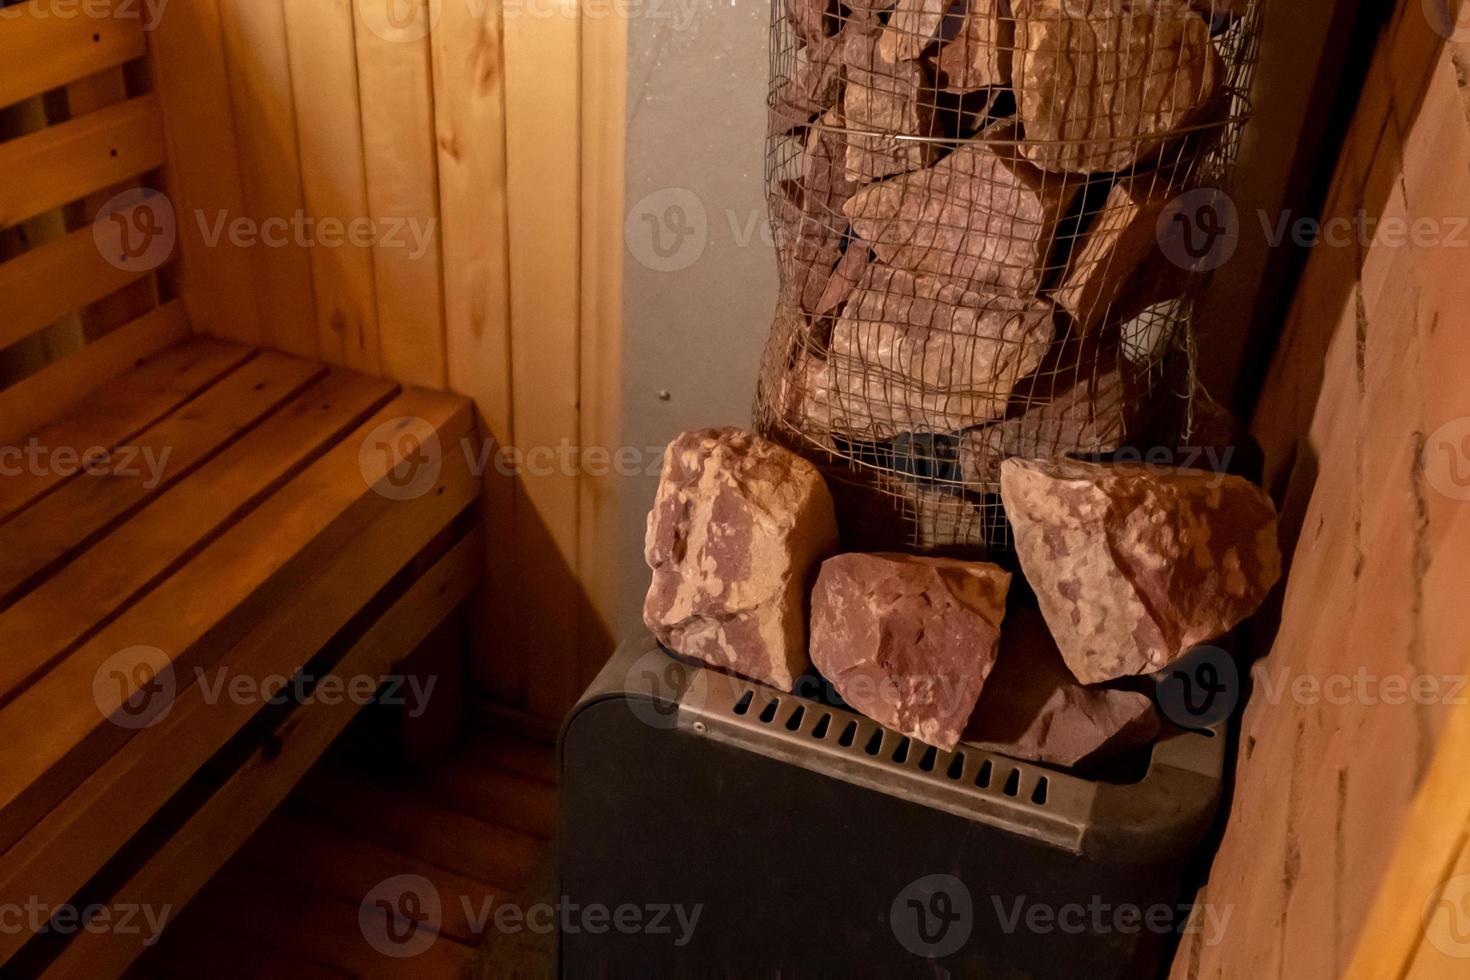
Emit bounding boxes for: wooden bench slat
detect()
[0,94,167,230]
[0,352,327,611]
[0,369,399,704]
[0,302,188,448]
[0,0,146,111]
[0,219,165,352]
[40,531,483,977]
[0,452,477,968]
[0,339,253,522]
[0,391,473,861]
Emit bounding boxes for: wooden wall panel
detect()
[282,0,381,373]
[430,0,522,704]
[218,0,319,359]
[146,0,262,343]
[502,0,587,717]
[355,0,447,389]
[1171,6,1470,977]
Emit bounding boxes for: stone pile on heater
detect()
[643,428,1280,765]
[758,0,1255,551]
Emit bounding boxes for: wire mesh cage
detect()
[753,0,1263,556]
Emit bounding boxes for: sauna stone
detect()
[1000,456,1281,684]
[1012,0,1224,174]
[643,428,839,691]
[878,0,952,63]
[957,364,1130,486]
[964,608,1159,767]
[810,552,1011,749]
[843,130,1081,295]
[842,33,944,180]
[776,113,856,313]
[1054,177,1177,335]
[828,265,1056,431]
[770,38,843,134]
[935,0,1013,91]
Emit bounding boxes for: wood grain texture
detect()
[356,0,447,389]
[578,5,627,691]
[282,0,381,373]
[430,0,524,705]
[0,301,187,448]
[0,218,160,351]
[0,95,166,231]
[218,0,320,359]
[146,0,262,344]
[0,390,473,859]
[0,431,475,968]
[502,0,585,718]
[0,0,146,109]
[1173,16,1470,980]
[0,337,251,521]
[0,369,397,704]
[40,530,483,978]
[0,353,326,612]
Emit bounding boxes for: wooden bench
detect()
[0,5,483,975]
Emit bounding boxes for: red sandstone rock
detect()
[878,0,953,63]
[776,114,857,313]
[842,33,945,180]
[843,126,1081,295]
[811,552,1011,749]
[643,428,839,690]
[957,364,1131,487]
[1053,177,1176,336]
[829,264,1057,430]
[1000,456,1281,683]
[935,0,1013,91]
[964,608,1160,766]
[770,38,844,134]
[1012,0,1224,174]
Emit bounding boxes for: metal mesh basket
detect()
[754,0,1262,555]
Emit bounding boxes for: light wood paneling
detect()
[0,301,187,447]
[218,0,320,359]
[282,0,381,373]
[431,0,522,704]
[503,0,586,718]
[356,0,447,389]
[0,94,166,230]
[146,0,262,344]
[0,0,145,110]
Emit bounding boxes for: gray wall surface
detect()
[617,0,779,636]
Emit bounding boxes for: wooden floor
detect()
[130,723,557,979]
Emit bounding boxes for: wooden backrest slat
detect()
[0,0,147,110]
[0,221,155,352]
[0,94,166,231]
[0,302,187,448]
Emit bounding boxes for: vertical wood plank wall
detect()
[155,0,626,721]
[1169,1,1470,976]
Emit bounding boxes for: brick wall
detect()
[1171,4,1470,978]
